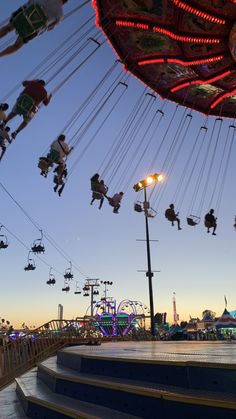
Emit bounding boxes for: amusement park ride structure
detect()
[93,0,236,118]
[93,297,150,337]
[83,280,149,336]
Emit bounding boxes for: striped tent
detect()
[214,309,236,329]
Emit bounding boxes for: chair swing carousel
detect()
[93,0,236,232]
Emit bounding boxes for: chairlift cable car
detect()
[0,225,9,249]
[31,230,45,254]
[64,261,74,280]
[47,267,56,285]
[74,281,82,295]
[24,251,36,271]
[62,279,70,292]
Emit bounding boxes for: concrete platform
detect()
[59,341,236,367]
[3,341,236,418]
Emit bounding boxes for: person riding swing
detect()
[0,0,68,58]
[165,203,182,230]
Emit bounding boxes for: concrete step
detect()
[57,344,236,394]
[16,368,140,419]
[0,381,28,418]
[36,357,236,419]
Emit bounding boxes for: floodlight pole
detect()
[144,187,155,336]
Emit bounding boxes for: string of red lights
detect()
[171,0,226,25]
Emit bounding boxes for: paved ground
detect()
[0,381,28,419]
[62,341,236,367]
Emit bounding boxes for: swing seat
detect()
[165,208,176,222]
[38,157,52,176]
[62,286,70,292]
[134,203,143,213]
[24,264,35,271]
[146,208,157,218]
[92,191,103,200]
[74,291,82,294]
[64,272,73,280]
[0,241,8,249]
[47,278,56,285]
[108,198,115,207]
[47,149,61,164]
[14,94,35,118]
[91,181,100,192]
[205,220,214,229]
[11,4,48,39]
[187,215,200,226]
[31,244,45,254]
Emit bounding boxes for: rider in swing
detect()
[0,0,68,58]
[4,79,52,139]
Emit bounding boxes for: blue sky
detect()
[0,0,235,328]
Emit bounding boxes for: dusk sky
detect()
[0,0,235,329]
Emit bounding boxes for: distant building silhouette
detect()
[154,312,167,325]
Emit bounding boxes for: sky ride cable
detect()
[68,78,129,177]
[197,117,223,215]
[0,222,64,278]
[0,182,90,279]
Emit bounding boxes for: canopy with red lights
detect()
[93,0,236,117]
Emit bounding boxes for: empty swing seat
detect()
[134,203,143,212]
[187,215,200,226]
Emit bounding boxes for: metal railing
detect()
[0,316,153,389]
[0,318,96,389]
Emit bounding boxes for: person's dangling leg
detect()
[11,119,28,139]
[0,146,6,161]
[0,37,24,57]
[99,197,104,210]
[0,23,13,39]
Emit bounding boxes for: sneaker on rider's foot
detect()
[11,131,18,140]
[212,232,216,236]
